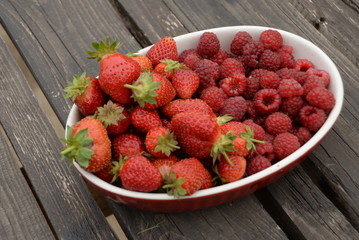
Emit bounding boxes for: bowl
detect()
[66,26,344,212]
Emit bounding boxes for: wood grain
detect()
[0,34,117,239]
[0,125,55,240]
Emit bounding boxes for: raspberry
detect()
[254,89,282,115]
[219,74,247,96]
[256,136,275,162]
[291,126,312,145]
[299,105,327,132]
[306,87,335,111]
[258,50,281,71]
[250,68,269,79]
[183,54,201,70]
[219,96,247,121]
[243,119,265,140]
[195,59,220,91]
[179,49,201,63]
[242,76,260,99]
[291,71,308,85]
[273,133,300,160]
[265,112,292,135]
[260,71,281,89]
[277,78,304,97]
[200,86,228,112]
[276,68,294,80]
[294,59,314,72]
[220,58,245,78]
[278,52,295,69]
[306,68,330,87]
[209,49,230,65]
[281,96,304,115]
[230,31,253,55]
[246,155,272,176]
[302,75,326,95]
[277,45,294,54]
[197,32,220,58]
[259,29,283,51]
[242,40,264,57]
[245,100,257,119]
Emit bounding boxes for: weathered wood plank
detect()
[108,194,288,240]
[283,0,359,67]
[265,165,359,239]
[0,34,117,239]
[0,0,142,125]
[0,125,55,240]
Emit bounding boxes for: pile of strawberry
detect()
[61,29,335,197]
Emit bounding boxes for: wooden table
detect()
[1,1,359,239]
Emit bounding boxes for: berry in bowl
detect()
[61,26,343,212]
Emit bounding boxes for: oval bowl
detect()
[66,26,343,212]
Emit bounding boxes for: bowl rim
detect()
[67,25,344,201]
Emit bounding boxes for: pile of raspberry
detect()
[181,29,335,175]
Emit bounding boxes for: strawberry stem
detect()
[95,100,126,127]
[63,72,90,101]
[86,37,123,62]
[210,132,237,166]
[154,130,180,156]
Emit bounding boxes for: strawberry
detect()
[146,36,179,66]
[112,133,145,160]
[145,127,180,158]
[153,155,179,181]
[130,105,162,133]
[171,69,200,99]
[61,118,111,172]
[216,155,246,183]
[125,72,176,109]
[64,72,106,116]
[153,59,187,80]
[120,155,162,192]
[93,162,116,183]
[87,37,141,105]
[163,157,207,196]
[170,112,237,164]
[200,86,228,113]
[95,100,130,136]
[199,168,213,190]
[127,53,153,72]
[162,98,215,119]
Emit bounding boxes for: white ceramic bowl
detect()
[66,26,343,212]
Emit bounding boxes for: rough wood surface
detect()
[108,194,288,240]
[0,125,55,240]
[0,34,117,240]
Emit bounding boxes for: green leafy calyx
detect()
[95,100,126,127]
[63,72,90,101]
[154,130,180,156]
[86,37,123,62]
[162,171,186,198]
[60,126,94,168]
[124,72,161,107]
[211,131,237,166]
[240,125,265,152]
[161,59,189,72]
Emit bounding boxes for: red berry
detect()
[247,155,272,176]
[219,96,247,121]
[281,96,304,115]
[260,71,281,89]
[153,155,178,180]
[306,87,335,111]
[303,75,326,95]
[171,69,200,99]
[258,50,281,71]
[265,112,292,135]
[217,155,246,183]
[195,59,220,91]
[273,132,300,160]
[292,126,312,145]
[162,98,215,119]
[230,31,253,55]
[197,32,220,58]
[279,52,295,69]
[210,49,230,65]
[277,78,304,97]
[145,127,180,158]
[242,40,264,57]
[130,106,162,133]
[146,36,179,66]
[179,49,201,63]
[183,54,202,70]
[306,68,330,87]
[294,59,314,72]
[259,29,283,51]
[243,119,265,140]
[219,73,247,97]
[200,86,228,112]
[220,58,245,79]
[254,89,282,115]
[299,105,327,132]
[242,76,260,100]
[112,133,145,160]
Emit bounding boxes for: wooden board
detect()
[0,34,117,240]
[0,126,55,240]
